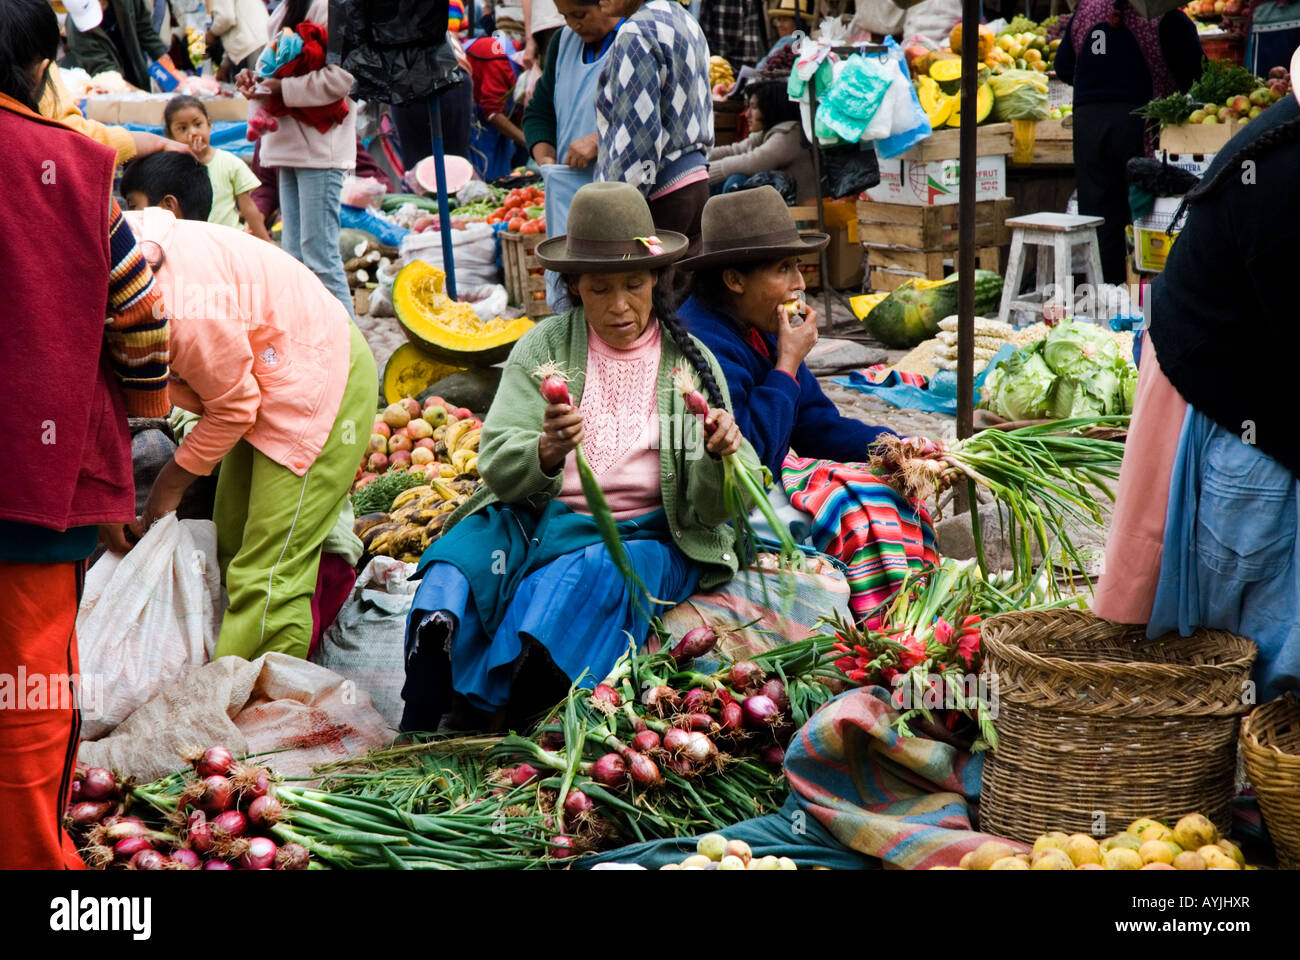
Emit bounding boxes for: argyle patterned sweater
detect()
[594,0,714,196]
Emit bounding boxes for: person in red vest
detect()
[0,0,172,869]
[465,28,529,180]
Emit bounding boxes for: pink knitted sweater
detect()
[559,321,663,520]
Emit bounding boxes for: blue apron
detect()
[543,27,615,311]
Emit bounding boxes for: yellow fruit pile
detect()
[709,56,735,91]
[994,31,1058,74]
[936,814,1253,871]
[185,27,206,68]
[660,834,799,871]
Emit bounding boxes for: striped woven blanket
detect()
[781,455,937,624]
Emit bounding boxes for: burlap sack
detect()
[78,653,396,783]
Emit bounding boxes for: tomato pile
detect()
[486,184,547,234]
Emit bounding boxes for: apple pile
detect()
[354,396,481,490]
[1185,70,1292,125]
[1184,0,1244,18]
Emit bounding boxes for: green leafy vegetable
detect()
[1188,58,1259,106]
[1133,92,1195,128]
[351,469,435,515]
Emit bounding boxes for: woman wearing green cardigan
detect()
[402,182,753,732]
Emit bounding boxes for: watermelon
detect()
[865,269,1003,348]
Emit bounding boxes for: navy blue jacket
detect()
[679,296,896,477]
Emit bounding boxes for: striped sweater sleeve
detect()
[106,199,171,418]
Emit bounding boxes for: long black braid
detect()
[1169,114,1300,231]
[654,282,728,411]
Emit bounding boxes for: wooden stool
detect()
[997,213,1105,326]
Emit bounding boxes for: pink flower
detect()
[933,617,954,647]
[880,666,899,686]
[957,630,980,668]
[898,635,928,671]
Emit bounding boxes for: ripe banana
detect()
[451,448,476,474]
[438,463,458,479]
[454,428,480,454]
[390,484,432,511]
[463,455,478,475]
[444,419,473,453]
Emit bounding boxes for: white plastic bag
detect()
[75,515,223,739]
[400,222,501,288]
[464,283,510,321]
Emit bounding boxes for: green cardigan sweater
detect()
[447,308,756,591]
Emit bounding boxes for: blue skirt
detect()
[408,537,698,712]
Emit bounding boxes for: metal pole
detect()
[955,0,978,443]
[427,96,459,300]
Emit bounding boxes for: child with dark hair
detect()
[1093,72,1300,704]
[117,151,379,664]
[0,0,171,869]
[163,95,271,240]
[707,80,816,202]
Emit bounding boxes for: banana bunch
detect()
[442,419,480,477]
[186,27,206,67]
[709,56,735,90]
[355,479,472,563]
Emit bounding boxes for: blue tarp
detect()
[832,343,1015,417]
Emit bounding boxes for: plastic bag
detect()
[820,144,881,197]
[463,282,510,321]
[400,222,501,289]
[990,69,1050,122]
[874,37,933,159]
[341,176,389,208]
[75,515,223,740]
[727,170,798,205]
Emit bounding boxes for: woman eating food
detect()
[679,188,937,621]
[401,182,752,733]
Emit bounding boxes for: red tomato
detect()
[508,217,525,232]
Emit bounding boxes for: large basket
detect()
[1241,694,1300,869]
[978,610,1256,844]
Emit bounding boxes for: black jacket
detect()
[332,0,465,106]
[66,0,169,91]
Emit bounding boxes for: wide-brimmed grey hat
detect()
[675,186,828,272]
[534,182,689,274]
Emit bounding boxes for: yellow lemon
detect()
[1064,834,1103,867]
[1104,848,1143,870]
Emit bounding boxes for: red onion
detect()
[642,685,678,709]
[592,683,621,707]
[211,810,247,838]
[69,779,83,804]
[170,848,201,870]
[195,745,235,779]
[681,732,717,765]
[626,751,663,787]
[681,688,711,713]
[670,624,718,663]
[197,775,236,814]
[664,756,693,776]
[590,753,627,788]
[632,730,661,753]
[247,794,283,825]
[80,767,117,802]
[682,387,709,418]
[539,723,565,750]
[187,810,214,853]
[760,744,786,769]
[681,712,715,731]
[729,661,765,689]
[202,859,234,870]
[99,819,154,842]
[275,843,310,870]
[539,374,571,405]
[721,700,744,732]
[563,790,595,817]
[661,727,691,755]
[130,849,167,871]
[66,801,113,827]
[759,679,789,711]
[113,836,153,860]
[632,717,647,733]
[240,836,278,870]
[510,763,540,787]
[743,694,780,727]
[550,835,576,859]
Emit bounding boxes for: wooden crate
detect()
[714,100,745,147]
[1019,118,1073,166]
[499,230,551,318]
[1158,118,1245,155]
[788,205,822,290]
[896,122,1014,162]
[856,197,1014,250]
[868,247,1002,292]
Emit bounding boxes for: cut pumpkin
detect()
[917,76,955,127]
[945,82,995,127]
[382,343,464,405]
[393,259,535,365]
[949,23,995,61]
[928,56,963,84]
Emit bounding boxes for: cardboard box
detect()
[865,155,1007,207]
[1132,196,1187,273]
[896,123,1014,162]
[1158,118,1245,155]
[82,95,249,126]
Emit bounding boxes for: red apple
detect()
[355,472,379,490]
[410,447,436,466]
[407,418,434,440]
[414,437,436,452]
[372,420,391,438]
[1230,95,1251,114]
[400,397,422,421]
[453,407,474,421]
[388,434,413,453]
[423,395,445,410]
[406,463,430,479]
[389,450,413,469]
[382,403,411,429]
[368,432,389,454]
[367,452,389,473]
[1270,66,1288,79]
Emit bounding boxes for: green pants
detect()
[212,322,377,660]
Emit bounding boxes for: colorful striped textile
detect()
[783,686,1023,869]
[781,454,937,624]
[105,199,170,418]
[859,363,928,387]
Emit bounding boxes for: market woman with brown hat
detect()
[679,188,940,623]
[401,181,754,732]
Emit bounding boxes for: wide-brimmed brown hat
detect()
[534,182,689,274]
[676,186,828,272]
[766,0,814,25]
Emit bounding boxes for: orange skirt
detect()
[0,561,86,869]
[1091,336,1188,625]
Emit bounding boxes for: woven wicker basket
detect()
[1241,694,1300,869]
[978,610,1256,844]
